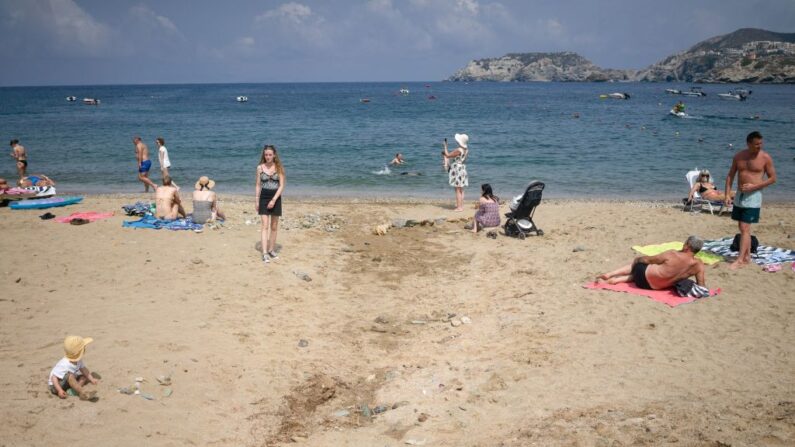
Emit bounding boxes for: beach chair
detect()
[683,169,729,215]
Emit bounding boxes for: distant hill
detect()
[448,52,633,82]
[636,28,795,83]
[448,28,795,83]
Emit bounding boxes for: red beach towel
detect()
[583,282,721,308]
[55,212,114,223]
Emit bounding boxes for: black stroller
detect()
[504,181,544,239]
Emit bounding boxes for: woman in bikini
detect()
[688,170,734,203]
[255,145,285,264]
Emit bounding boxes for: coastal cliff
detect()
[448,28,795,83]
[448,52,633,82]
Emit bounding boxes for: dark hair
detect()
[156,137,165,145]
[481,183,497,201]
[746,131,763,143]
[10,139,18,146]
[162,175,172,186]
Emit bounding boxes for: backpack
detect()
[729,234,759,253]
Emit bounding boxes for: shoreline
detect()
[54,191,795,206]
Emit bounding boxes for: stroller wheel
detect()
[537,229,544,236]
[518,232,526,240]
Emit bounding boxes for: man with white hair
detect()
[597,236,707,290]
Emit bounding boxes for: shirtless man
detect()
[155,176,186,220]
[725,131,777,269]
[597,236,706,290]
[9,139,27,179]
[133,136,157,192]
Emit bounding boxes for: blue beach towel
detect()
[122,215,203,231]
[703,236,795,265]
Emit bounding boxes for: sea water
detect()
[0,82,792,200]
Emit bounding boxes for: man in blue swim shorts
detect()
[133,136,157,192]
[725,131,777,269]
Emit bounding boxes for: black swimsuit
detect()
[631,262,653,290]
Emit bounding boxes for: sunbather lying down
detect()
[18,174,55,187]
[688,170,734,203]
[597,236,707,290]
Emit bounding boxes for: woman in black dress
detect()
[256,144,285,263]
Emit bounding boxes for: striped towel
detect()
[703,237,795,266]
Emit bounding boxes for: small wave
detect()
[373,165,391,175]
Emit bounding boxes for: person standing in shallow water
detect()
[442,133,469,211]
[133,136,157,192]
[256,145,285,264]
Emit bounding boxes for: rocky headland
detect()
[449,28,795,83]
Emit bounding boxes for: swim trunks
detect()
[732,190,762,224]
[27,175,40,185]
[631,262,653,290]
[139,159,152,173]
[18,159,27,167]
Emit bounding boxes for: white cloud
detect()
[541,18,564,37]
[46,0,111,55]
[456,0,480,15]
[256,2,313,24]
[130,4,185,41]
[238,36,255,46]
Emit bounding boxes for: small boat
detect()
[732,88,752,96]
[236,96,248,102]
[66,96,77,102]
[427,95,437,100]
[424,84,431,88]
[82,98,100,105]
[359,98,371,103]
[604,92,630,100]
[399,88,410,95]
[665,88,682,95]
[669,109,687,118]
[718,92,746,101]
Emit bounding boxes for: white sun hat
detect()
[454,133,469,149]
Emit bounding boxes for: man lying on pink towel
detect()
[597,235,708,292]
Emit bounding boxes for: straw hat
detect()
[195,176,215,190]
[64,335,93,361]
[454,133,469,149]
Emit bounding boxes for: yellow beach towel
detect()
[632,242,723,265]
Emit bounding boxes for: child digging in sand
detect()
[48,335,99,401]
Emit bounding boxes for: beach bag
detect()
[675,279,710,298]
[729,234,758,253]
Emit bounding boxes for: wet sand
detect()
[1,194,793,446]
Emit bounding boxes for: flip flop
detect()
[39,212,55,220]
[763,263,782,273]
[70,218,90,225]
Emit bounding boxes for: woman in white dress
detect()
[441,133,469,212]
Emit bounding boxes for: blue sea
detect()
[1,82,793,200]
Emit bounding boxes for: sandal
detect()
[268,251,279,260]
[763,263,782,273]
[262,254,270,264]
[70,218,90,225]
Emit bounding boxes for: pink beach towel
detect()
[584,282,721,308]
[54,211,114,223]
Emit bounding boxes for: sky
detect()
[1,0,794,86]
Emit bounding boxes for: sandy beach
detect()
[1,194,793,446]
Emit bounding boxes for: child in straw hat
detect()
[48,335,99,401]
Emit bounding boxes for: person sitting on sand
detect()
[0,178,8,190]
[155,175,186,220]
[18,174,55,187]
[390,153,405,166]
[192,176,225,224]
[48,335,99,401]
[597,236,706,290]
[471,183,500,233]
[688,170,734,204]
